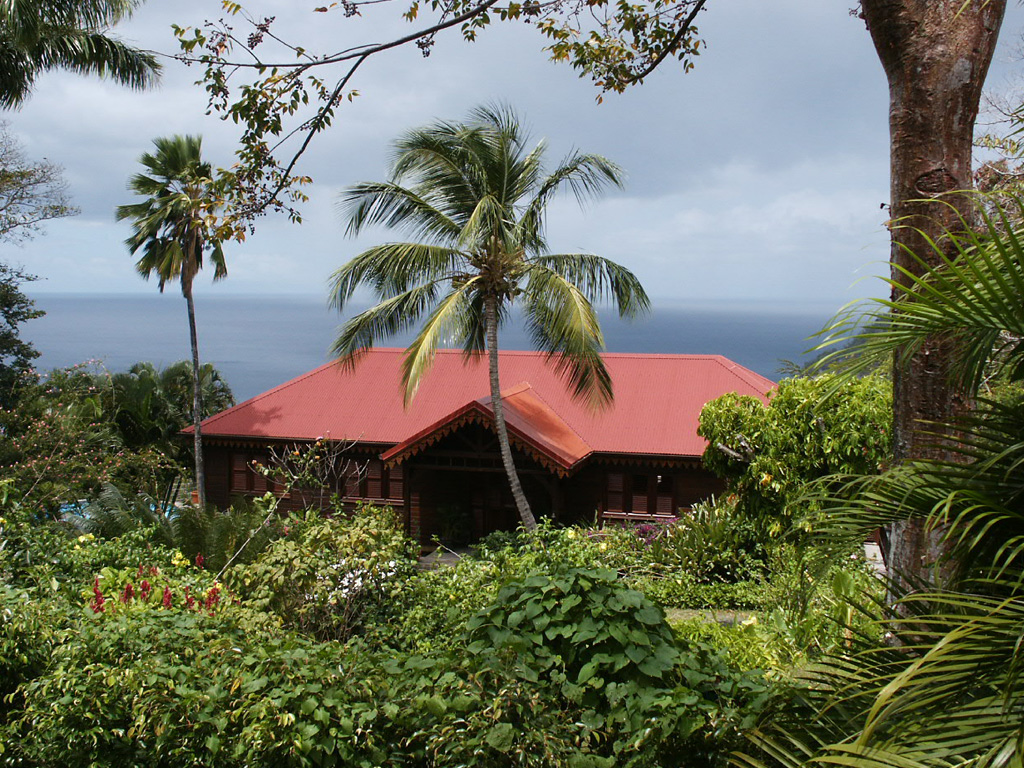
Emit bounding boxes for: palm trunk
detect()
[862,0,1005,590]
[484,294,536,530]
[184,281,206,508]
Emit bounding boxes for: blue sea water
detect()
[24,293,841,402]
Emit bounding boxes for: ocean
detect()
[24,293,842,402]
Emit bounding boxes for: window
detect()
[631,474,649,513]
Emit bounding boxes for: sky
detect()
[5,0,1024,310]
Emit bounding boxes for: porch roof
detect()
[381,383,593,474]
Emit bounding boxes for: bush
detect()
[599,497,768,585]
[232,503,416,641]
[698,373,891,536]
[631,571,770,610]
[394,521,606,652]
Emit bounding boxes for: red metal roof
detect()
[198,349,775,459]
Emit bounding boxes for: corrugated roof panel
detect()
[199,349,775,458]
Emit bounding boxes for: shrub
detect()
[600,497,768,585]
[394,521,606,653]
[448,567,769,767]
[232,503,416,641]
[698,373,891,536]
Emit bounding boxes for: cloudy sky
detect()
[6,0,1024,308]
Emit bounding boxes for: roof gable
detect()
[199,349,775,459]
[381,383,593,474]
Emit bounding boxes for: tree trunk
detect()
[484,294,537,530]
[861,0,1005,588]
[184,281,206,509]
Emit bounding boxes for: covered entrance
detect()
[396,420,557,545]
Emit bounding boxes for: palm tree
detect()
[0,0,159,108]
[116,135,229,509]
[331,105,649,529]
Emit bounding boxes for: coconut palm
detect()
[0,0,159,108]
[116,135,228,509]
[332,105,649,529]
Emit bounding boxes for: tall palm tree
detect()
[116,135,228,508]
[332,105,649,529]
[0,0,159,108]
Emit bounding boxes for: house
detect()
[196,349,774,544]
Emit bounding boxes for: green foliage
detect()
[233,504,416,641]
[0,263,42,408]
[170,493,286,574]
[394,521,607,652]
[466,567,679,693]
[381,568,771,768]
[734,198,1024,768]
[0,359,236,512]
[698,373,891,535]
[0,366,177,511]
[632,572,769,611]
[0,0,159,109]
[103,361,235,456]
[601,498,768,584]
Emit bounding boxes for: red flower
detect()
[185,586,195,609]
[204,585,220,609]
[140,580,152,599]
[121,582,135,603]
[195,553,205,569]
[162,586,172,608]
[90,576,105,614]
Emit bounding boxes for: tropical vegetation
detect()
[332,105,649,529]
[726,195,1024,768]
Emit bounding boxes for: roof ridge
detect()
[514,385,593,451]
[711,356,777,389]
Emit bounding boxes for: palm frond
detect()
[341,181,460,243]
[401,279,480,403]
[522,264,612,409]
[328,242,464,307]
[0,0,158,107]
[330,281,447,365]
[814,194,1024,394]
[531,252,650,316]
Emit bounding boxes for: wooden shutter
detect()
[607,472,624,513]
[656,494,674,516]
[387,465,404,500]
[366,459,383,499]
[655,474,674,516]
[231,454,249,492]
